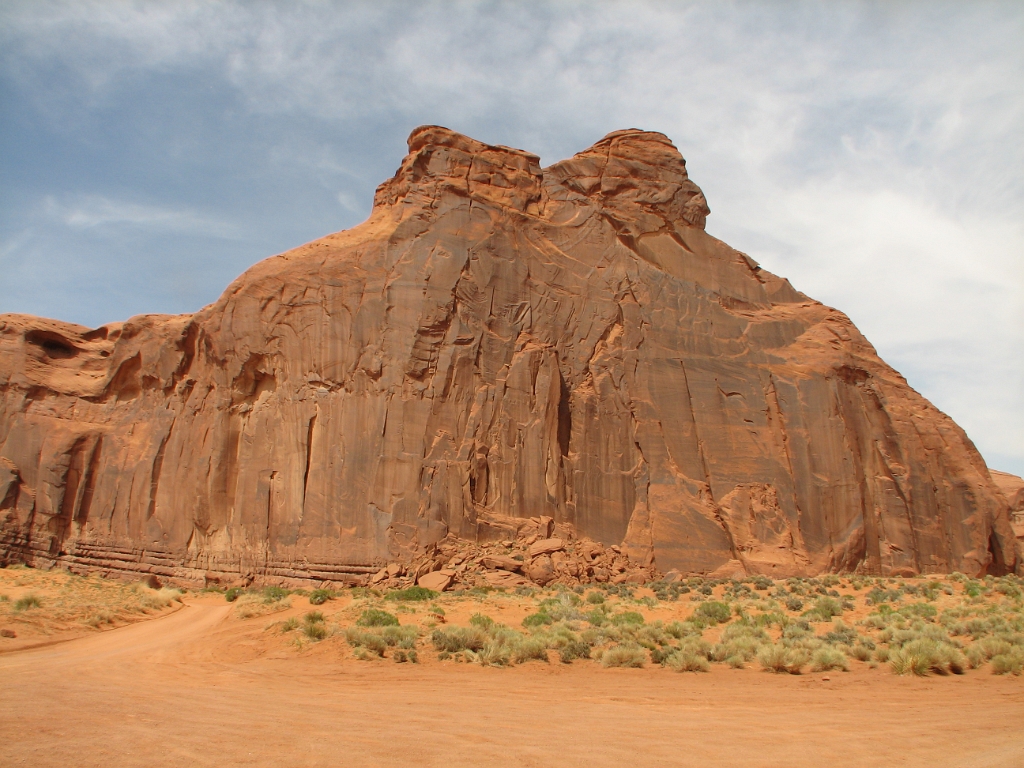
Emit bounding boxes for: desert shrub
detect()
[512,637,550,664]
[224,587,243,602]
[304,611,325,624]
[345,628,388,656]
[811,647,848,672]
[384,586,437,602]
[431,626,487,653]
[757,643,808,674]
[803,597,843,622]
[522,611,554,628]
[851,643,874,662]
[559,639,593,663]
[610,611,645,627]
[889,639,965,676]
[782,620,812,640]
[263,586,290,602]
[822,620,859,646]
[601,645,647,668]
[379,625,420,648]
[309,589,332,605]
[280,617,299,633]
[693,601,731,625]
[865,587,901,605]
[392,649,419,663]
[357,608,399,627]
[469,613,494,629]
[13,594,42,611]
[664,621,702,639]
[303,622,328,641]
[666,650,710,672]
[678,637,713,660]
[977,637,1013,660]
[585,608,608,626]
[784,596,804,612]
[898,603,938,621]
[890,648,930,676]
[990,650,1024,676]
[586,591,605,605]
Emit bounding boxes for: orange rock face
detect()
[990,470,1024,540]
[0,126,1017,583]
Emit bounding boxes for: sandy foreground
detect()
[0,594,1022,768]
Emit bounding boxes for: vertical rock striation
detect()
[0,126,1017,583]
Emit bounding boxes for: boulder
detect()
[528,538,566,558]
[526,556,555,586]
[480,555,524,572]
[482,570,530,588]
[417,570,455,592]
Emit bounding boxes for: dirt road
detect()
[1,598,1022,767]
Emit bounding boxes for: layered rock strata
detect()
[0,126,1018,586]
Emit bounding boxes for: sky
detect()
[1,1,1021,475]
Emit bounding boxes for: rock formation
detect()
[0,126,1018,587]
[990,470,1024,540]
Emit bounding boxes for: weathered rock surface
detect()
[0,125,1018,584]
[990,470,1024,539]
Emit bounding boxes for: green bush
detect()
[309,589,332,605]
[522,611,554,628]
[263,586,290,602]
[469,613,495,629]
[586,591,606,605]
[224,588,243,603]
[357,608,399,627]
[304,610,325,624]
[693,601,731,625]
[383,586,437,602]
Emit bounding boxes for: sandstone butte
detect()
[1,126,1020,589]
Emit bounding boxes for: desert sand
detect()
[2,589,1023,768]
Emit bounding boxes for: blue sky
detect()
[1,1,1021,475]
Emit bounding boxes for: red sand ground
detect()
[2,595,1023,767]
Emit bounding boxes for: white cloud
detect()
[42,195,241,239]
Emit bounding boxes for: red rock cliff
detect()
[0,126,1017,583]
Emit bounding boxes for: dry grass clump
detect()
[233,587,291,619]
[0,567,183,633]
[600,645,647,668]
[757,643,809,674]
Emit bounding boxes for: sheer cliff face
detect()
[0,126,1017,583]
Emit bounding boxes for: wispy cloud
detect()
[43,195,241,238]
